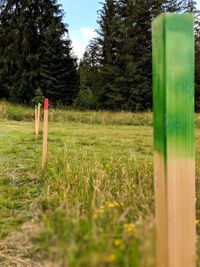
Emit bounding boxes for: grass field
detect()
[0,102,200,266]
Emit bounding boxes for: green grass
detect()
[0,101,153,125]
[0,103,200,266]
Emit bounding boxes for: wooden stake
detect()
[42,98,48,169]
[153,14,195,267]
[34,104,38,138]
[36,102,41,138]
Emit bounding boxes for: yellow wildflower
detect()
[95,205,105,214]
[195,220,200,225]
[105,201,125,208]
[107,202,116,208]
[93,205,105,218]
[114,239,122,247]
[124,223,135,233]
[104,254,117,263]
[113,201,120,207]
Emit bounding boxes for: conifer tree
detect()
[81,0,192,111]
[0,0,79,106]
[96,0,125,110]
[79,39,102,96]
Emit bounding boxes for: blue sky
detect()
[197,0,200,10]
[59,0,101,59]
[59,0,200,59]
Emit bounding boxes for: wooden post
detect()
[36,102,41,138]
[34,104,38,138]
[42,98,48,169]
[153,14,196,267]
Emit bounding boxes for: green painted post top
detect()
[152,13,194,159]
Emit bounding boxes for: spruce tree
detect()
[79,39,102,97]
[96,0,126,110]
[39,17,79,106]
[81,0,191,111]
[0,0,79,106]
[117,0,154,111]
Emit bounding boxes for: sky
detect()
[197,0,200,10]
[59,0,101,59]
[59,0,200,59]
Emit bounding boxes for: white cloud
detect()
[69,27,96,60]
[80,27,96,41]
[72,39,86,59]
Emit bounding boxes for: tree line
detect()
[0,0,200,111]
[80,0,200,111]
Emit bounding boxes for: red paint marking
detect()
[44,98,49,110]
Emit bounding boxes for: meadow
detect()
[0,102,200,267]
